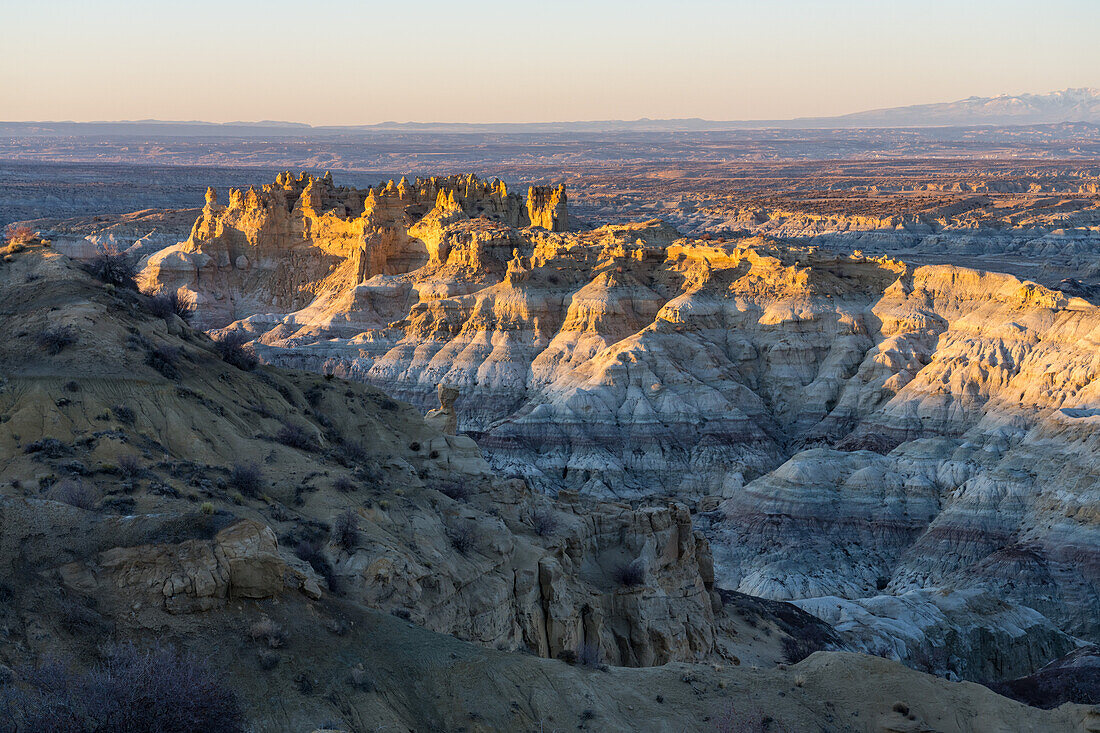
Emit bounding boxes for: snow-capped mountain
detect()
[809,88,1100,127]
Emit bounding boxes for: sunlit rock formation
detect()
[141,172,569,327]
[140,175,1100,681]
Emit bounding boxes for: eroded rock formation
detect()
[141,172,569,327]
[139,174,1100,682]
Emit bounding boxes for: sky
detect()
[4,0,1099,125]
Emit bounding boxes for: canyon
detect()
[126,171,1100,688]
[4,145,1100,728]
[8,235,1091,730]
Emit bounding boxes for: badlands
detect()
[3,167,1100,731]
[135,171,1100,688]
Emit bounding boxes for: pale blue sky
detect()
[4,0,1098,124]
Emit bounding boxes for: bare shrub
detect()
[556,649,577,664]
[332,509,360,551]
[145,344,182,379]
[4,224,35,245]
[276,421,314,450]
[1,644,244,733]
[447,520,478,555]
[228,462,263,497]
[24,438,67,457]
[36,326,77,355]
[88,246,138,289]
[248,617,287,649]
[116,454,142,479]
[333,476,356,493]
[295,540,338,592]
[339,440,368,465]
[51,479,98,510]
[532,508,559,537]
[112,404,136,424]
[146,290,194,322]
[213,332,258,371]
[612,560,646,587]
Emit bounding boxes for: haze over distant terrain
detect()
[5,89,1100,134]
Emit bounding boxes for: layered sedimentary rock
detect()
[2,242,835,675]
[140,175,1100,681]
[140,173,569,327]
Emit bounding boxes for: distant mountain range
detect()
[2,89,1099,136]
[798,88,1100,128]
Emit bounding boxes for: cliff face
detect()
[140,175,1100,680]
[140,172,569,328]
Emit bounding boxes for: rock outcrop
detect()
[138,175,1100,683]
[141,173,570,327]
[60,520,321,614]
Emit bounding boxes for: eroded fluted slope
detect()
[139,175,1100,681]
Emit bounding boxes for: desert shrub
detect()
[51,479,99,510]
[333,476,356,493]
[248,617,287,649]
[447,520,478,555]
[213,332,257,371]
[276,421,314,450]
[87,246,138,289]
[112,404,136,424]
[556,649,577,664]
[63,380,80,392]
[338,440,368,465]
[0,644,244,733]
[531,508,559,537]
[60,459,89,476]
[4,224,35,245]
[295,540,339,592]
[295,539,324,566]
[24,438,67,458]
[125,331,151,351]
[612,560,646,587]
[332,509,360,551]
[36,326,77,355]
[145,344,182,379]
[200,501,215,515]
[438,481,471,502]
[228,462,263,497]
[146,290,194,322]
[348,665,374,692]
[577,643,601,669]
[116,454,142,479]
